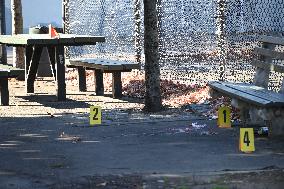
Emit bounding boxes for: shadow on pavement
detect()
[16,94,92,109]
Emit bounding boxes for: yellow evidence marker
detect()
[218,106,231,128]
[239,128,255,153]
[90,106,102,125]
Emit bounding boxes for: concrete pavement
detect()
[0,111,284,188]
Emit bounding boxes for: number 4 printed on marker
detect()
[243,131,250,146]
[239,128,255,153]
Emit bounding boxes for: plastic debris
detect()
[257,127,269,136]
[191,122,207,129]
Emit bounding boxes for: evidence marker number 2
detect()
[90,106,102,125]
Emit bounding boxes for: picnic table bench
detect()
[209,35,284,137]
[68,58,140,98]
[0,64,24,105]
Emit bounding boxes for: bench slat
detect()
[69,58,140,71]
[259,35,284,46]
[69,60,108,70]
[209,81,284,107]
[251,60,284,73]
[254,47,284,60]
[0,64,24,78]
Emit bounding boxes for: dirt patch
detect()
[47,169,284,189]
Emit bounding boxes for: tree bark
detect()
[0,0,7,65]
[143,0,162,112]
[11,0,25,69]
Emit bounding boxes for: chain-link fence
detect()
[64,0,284,90]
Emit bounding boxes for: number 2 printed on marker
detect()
[90,106,101,125]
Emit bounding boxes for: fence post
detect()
[62,0,70,59]
[134,0,142,65]
[216,0,227,81]
[0,0,7,65]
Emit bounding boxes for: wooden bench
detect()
[209,35,284,137]
[67,58,140,98]
[0,64,24,105]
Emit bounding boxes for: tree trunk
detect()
[0,0,7,65]
[11,0,25,69]
[143,0,162,112]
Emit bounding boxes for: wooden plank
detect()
[0,34,105,46]
[57,35,76,45]
[94,69,104,96]
[0,63,23,70]
[57,34,104,45]
[0,34,29,45]
[0,64,24,77]
[209,81,270,106]
[259,35,284,46]
[0,78,9,105]
[253,42,275,88]
[123,63,140,70]
[224,82,284,102]
[7,69,24,77]
[73,36,105,43]
[112,71,122,98]
[55,34,105,45]
[66,64,78,69]
[86,68,132,73]
[55,45,66,101]
[251,60,284,73]
[0,34,56,45]
[254,47,284,60]
[70,60,108,70]
[69,58,140,71]
[209,81,284,107]
[0,70,9,77]
[99,60,124,70]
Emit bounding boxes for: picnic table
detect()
[0,34,105,101]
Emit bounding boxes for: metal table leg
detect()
[55,45,66,101]
[26,45,43,93]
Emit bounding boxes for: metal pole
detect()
[216,0,227,81]
[134,0,141,64]
[0,0,7,65]
[62,0,70,58]
[62,0,66,33]
[62,0,70,34]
